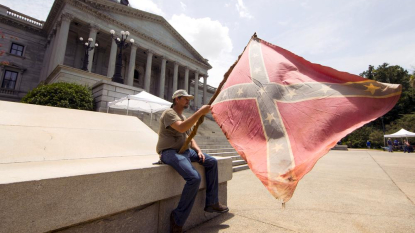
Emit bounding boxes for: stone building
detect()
[0,0,216,110]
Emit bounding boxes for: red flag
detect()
[211,36,401,203]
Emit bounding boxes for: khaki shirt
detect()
[156,108,189,154]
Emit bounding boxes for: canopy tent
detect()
[107,91,172,125]
[384,128,415,138]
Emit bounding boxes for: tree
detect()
[360,63,414,125]
[21,82,94,111]
[345,63,414,148]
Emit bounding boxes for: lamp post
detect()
[79,37,98,72]
[110,29,134,84]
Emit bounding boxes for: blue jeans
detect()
[161,148,219,226]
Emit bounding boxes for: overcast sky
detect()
[2,0,415,87]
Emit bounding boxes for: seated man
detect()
[156,89,229,233]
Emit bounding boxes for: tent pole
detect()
[150,112,152,126]
[127,99,130,115]
[107,106,109,113]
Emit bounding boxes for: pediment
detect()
[106,12,198,60]
[61,0,211,68]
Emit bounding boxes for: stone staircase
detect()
[108,108,249,172]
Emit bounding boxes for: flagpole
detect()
[178,33,259,153]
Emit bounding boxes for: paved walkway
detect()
[187,149,415,232]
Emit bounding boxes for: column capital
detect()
[130,43,138,49]
[160,56,167,61]
[60,13,74,22]
[146,49,154,55]
[89,24,100,33]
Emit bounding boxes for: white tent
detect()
[384,128,415,138]
[107,91,171,125]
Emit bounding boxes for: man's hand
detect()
[197,150,205,163]
[198,105,211,115]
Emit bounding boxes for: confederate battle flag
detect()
[211,35,401,203]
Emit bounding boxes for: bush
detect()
[21,82,94,111]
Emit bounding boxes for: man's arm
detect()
[170,105,211,133]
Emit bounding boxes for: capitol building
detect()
[0,0,216,111]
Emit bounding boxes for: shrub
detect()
[21,82,94,111]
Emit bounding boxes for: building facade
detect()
[0,0,216,109]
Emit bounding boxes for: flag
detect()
[211,36,401,203]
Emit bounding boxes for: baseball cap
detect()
[172,89,194,99]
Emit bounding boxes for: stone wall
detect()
[0,100,233,233]
[0,17,46,101]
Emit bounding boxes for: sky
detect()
[2,0,415,87]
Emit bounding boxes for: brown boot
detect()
[204,203,229,213]
[170,211,182,233]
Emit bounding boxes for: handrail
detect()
[6,9,44,28]
[0,88,19,95]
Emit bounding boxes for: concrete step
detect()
[232,164,250,172]
[202,148,235,152]
[232,160,247,166]
[206,151,236,155]
[230,155,243,161]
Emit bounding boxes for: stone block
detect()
[103,84,116,92]
[95,95,115,102]
[115,86,135,95]
[92,89,107,98]
[55,203,159,233]
[0,100,233,233]
[108,90,129,99]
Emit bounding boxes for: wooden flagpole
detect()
[178,33,259,153]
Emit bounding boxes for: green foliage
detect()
[345,63,415,148]
[21,82,94,111]
[387,114,415,133]
[360,63,415,125]
[344,126,373,148]
[368,129,385,148]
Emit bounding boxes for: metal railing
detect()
[0,88,19,95]
[6,9,44,27]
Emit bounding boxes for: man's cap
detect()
[172,89,194,99]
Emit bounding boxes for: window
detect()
[10,43,24,56]
[1,70,18,89]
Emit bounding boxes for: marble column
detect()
[107,39,117,78]
[47,27,59,75]
[184,67,189,92]
[144,50,153,92]
[173,62,179,93]
[41,36,52,80]
[87,24,99,72]
[55,13,73,67]
[203,75,208,104]
[159,57,167,98]
[194,71,199,109]
[127,44,138,86]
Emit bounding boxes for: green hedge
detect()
[21,82,94,111]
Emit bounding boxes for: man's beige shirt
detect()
[156,108,189,154]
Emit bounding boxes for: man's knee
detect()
[205,155,218,167]
[187,172,201,185]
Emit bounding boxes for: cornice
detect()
[68,0,211,70]
[0,15,44,36]
[43,0,66,35]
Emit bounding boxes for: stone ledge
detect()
[0,156,232,233]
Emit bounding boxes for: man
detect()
[156,89,229,233]
[387,138,393,152]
